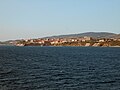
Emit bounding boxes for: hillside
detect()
[1,32,120,45]
[110,34,120,39]
[45,32,117,39]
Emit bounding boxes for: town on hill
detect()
[1,32,120,47]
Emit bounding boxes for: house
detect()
[99,39,105,42]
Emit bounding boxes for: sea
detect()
[0,46,120,90]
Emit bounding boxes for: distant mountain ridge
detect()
[45,32,118,39]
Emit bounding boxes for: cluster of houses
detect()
[16,36,91,46]
[16,36,120,47]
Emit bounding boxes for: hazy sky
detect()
[0,0,120,41]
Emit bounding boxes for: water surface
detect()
[0,46,120,90]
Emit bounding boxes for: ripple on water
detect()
[0,46,120,90]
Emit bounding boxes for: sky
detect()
[0,0,120,41]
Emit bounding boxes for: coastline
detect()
[2,44,120,48]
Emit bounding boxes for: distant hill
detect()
[110,34,120,39]
[0,40,21,45]
[45,32,117,39]
[1,32,120,44]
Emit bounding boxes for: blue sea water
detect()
[0,46,120,90]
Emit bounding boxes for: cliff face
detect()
[52,41,120,47]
